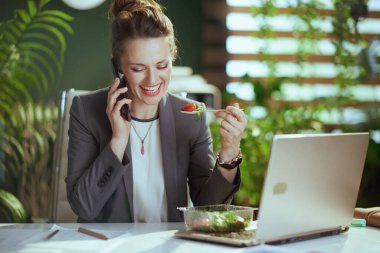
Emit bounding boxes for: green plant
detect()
[0,0,73,111]
[0,189,27,223]
[1,102,58,219]
[0,0,72,220]
[215,0,375,207]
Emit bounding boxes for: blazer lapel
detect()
[159,94,179,221]
[122,140,134,221]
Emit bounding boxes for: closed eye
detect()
[132,67,145,72]
[157,63,169,70]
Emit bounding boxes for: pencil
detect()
[78,226,108,240]
[45,229,59,240]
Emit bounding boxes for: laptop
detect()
[175,133,369,246]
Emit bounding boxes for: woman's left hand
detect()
[214,103,247,163]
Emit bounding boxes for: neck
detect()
[131,102,159,120]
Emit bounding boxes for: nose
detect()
[147,68,158,84]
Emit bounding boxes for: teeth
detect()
[142,84,160,93]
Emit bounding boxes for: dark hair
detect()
[110,0,177,63]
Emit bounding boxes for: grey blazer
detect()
[66,88,241,222]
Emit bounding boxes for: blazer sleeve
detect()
[187,111,241,205]
[66,96,129,220]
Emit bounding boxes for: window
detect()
[224,0,380,124]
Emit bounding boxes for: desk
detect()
[0,223,379,253]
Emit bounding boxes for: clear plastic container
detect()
[178,205,256,232]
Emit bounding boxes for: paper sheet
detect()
[0,227,45,252]
[0,224,130,253]
[43,224,127,241]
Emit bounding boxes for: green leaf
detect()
[24,32,63,52]
[28,23,68,54]
[0,79,29,106]
[38,0,51,10]
[35,15,74,34]
[7,22,22,38]
[27,62,49,93]
[15,68,44,98]
[40,10,74,22]
[3,31,16,44]
[0,99,14,117]
[14,20,26,31]
[18,41,62,73]
[7,137,25,172]
[28,1,37,17]
[27,51,56,84]
[17,10,31,24]
[197,111,202,121]
[0,189,27,223]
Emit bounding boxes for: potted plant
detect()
[0,0,73,221]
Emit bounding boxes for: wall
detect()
[1,0,201,96]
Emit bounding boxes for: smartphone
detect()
[111,58,131,121]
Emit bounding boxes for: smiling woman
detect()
[120,37,173,114]
[66,0,247,223]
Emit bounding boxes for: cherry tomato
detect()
[182,103,197,112]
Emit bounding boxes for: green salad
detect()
[185,210,249,232]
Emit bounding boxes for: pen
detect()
[78,226,108,240]
[45,229,59,240]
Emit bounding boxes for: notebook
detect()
[175,133,369,246]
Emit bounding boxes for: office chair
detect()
[50,89,89,222]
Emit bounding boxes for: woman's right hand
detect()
[106,78,132,161]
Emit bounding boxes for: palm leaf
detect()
[0,0,71,220]
[0,0,73,118]
[1,102,58,218]
[35,16,74,35]
[0,189,27,223]
[40,10,74,22]
[28,1,38,17]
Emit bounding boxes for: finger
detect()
[112,98,132,115]
[224,114,242,129]
[107,78,120,110]
[214,110,228,119]
[109,78,120,94]
[108,78,127,103]
[214,110,244,127]
[226,106,245,122]
[221,119,240,136]
[219,127,230,138]
[108,86,128,109]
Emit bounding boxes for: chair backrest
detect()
[50,89,90,222]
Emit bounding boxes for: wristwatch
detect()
[217,150,243,170]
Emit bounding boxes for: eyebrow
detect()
[127,59,169,66]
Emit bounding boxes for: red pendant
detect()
[141,145,144,155]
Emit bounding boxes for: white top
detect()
[130,118,168,222]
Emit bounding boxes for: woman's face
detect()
[119,37,173,108]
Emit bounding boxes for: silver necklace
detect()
[131,120,155,155]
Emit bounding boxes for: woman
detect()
[67,0,247,223]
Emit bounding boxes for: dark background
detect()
[1,0,201,95]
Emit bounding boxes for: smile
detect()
[140,83,162,96]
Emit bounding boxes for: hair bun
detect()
[110,0,161,18]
